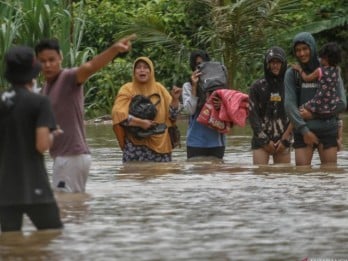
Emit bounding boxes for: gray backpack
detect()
[197,61,228,93]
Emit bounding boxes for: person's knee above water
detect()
[290,42,345,152]
[284,32,346,166]
[111,57,182,162]
[248,46,292,165]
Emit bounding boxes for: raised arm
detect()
[182,70,201,115]
[76,34,136,84]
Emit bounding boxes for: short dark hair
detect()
[318,42,342,66]
[35,38,61,55]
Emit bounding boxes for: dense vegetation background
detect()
[1,0,347,119]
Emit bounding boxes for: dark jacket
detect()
[248,47,289,147]
[284,32,347,135]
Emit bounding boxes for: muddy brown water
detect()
[1,115,348,261]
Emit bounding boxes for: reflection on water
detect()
[1,117,348,261]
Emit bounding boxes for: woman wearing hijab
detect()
[284,32,346,166]
[182,50,226,160]
[248,46,292,165]
[112,57,182,162]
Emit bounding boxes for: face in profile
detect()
[134,61,151,83]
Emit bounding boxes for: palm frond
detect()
[295,17,348,35]
[118,15,181,49]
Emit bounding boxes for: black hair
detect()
[189,50,210,71]
[35,38,60,55]
[318,42,341,66]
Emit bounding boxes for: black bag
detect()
[127,93,166,139]
[168,125,181,148]
[129,93,160,120]
[197,61,228,93]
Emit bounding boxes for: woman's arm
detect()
[170,86,182,109]
[182,82,198,115]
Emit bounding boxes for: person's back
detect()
[0,88,53,203]
[0,46,62,232]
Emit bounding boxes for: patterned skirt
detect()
[122,139,172,163]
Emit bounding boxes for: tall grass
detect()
[0,0,93,89]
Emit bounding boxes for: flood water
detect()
[1,115,348,261]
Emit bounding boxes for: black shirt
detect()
[0,87,57,206]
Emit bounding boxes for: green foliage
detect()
[0,0,93,89]
[85,58,133,119]
[106,0,347,93]
[110,0,213,87]
[82,0,148,52]
[82,0,201,118]
[104,0,304,91]
[1,0,347,118]
[0,1,22,87]
[282,0,348,87]
[194,0,304,91]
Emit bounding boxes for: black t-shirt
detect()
[0,87,56,206]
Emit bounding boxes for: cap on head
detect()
[4,46,41,85]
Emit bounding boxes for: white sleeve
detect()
[182,82,198,115]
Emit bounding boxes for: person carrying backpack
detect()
[284,32,347,166]
[182,50,226,160]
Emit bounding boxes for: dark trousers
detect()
[0,203,63,232]
[187,146,225,159]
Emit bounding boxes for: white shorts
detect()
[52,154,91,193]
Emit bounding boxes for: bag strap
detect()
[147,93,161,106]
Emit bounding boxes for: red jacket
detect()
[197,89,248,133]
[214,89,249,127]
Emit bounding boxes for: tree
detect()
[113,0,305,91]
[0,0,93,89]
